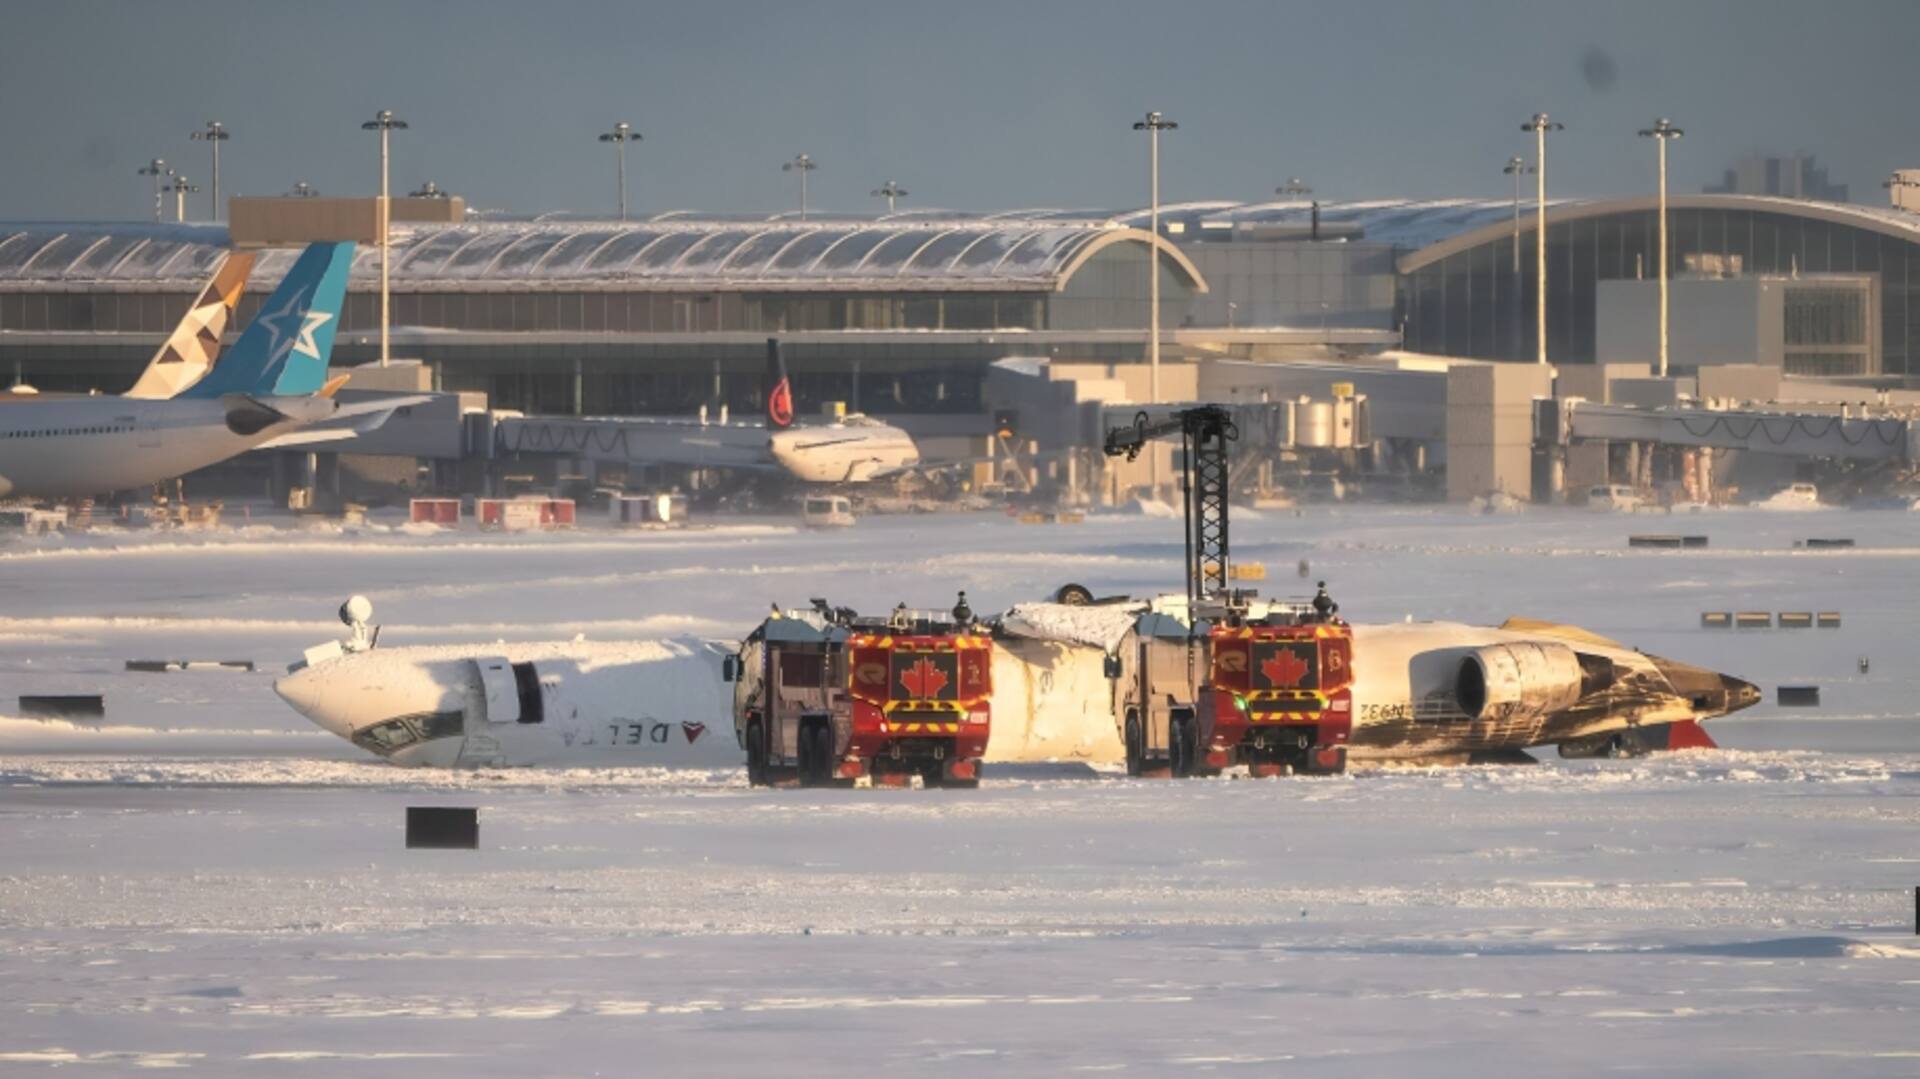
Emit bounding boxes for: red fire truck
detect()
[728,596,992,788]
[1102,405,1351,778]
[1198,614,1352,776]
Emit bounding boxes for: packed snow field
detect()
[2,506,1917,1074]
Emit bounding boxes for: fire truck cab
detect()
[727,597,992,788]
[1201,604,1353,777]
[1109,595,1352,778]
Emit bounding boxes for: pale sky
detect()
[1,0,1913,221]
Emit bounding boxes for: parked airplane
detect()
[761,340,921,482]
[274,593,1759,770]
[0,242,426,499]
[3,250,256,401]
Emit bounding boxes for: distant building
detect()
[1888,169,1920,212]
[1705,153,1849,203]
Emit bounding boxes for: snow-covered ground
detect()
[2,505,1917,1074]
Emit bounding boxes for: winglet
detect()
[318,374,351,399]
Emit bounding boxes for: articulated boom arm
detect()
[1103,405,1239,603]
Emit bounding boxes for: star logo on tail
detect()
[291,310,333,360]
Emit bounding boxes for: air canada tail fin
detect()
[180,242,355,400]
[765,336,794,429]
[124,250,257,399]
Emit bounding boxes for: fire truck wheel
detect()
[1124,714,1144,777]
[918,761,945,789]
[798,719,833,787]
[745,718,768,786]
[1168,712,1195,778]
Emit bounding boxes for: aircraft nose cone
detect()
[274,666,350,738]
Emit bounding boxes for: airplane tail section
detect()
[124,251,257,399]
[180,242,355,400]
[765,337,794,429]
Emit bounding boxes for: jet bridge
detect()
[1546,400,1920,463]
[473,412,774,471]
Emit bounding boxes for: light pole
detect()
[1639,118,1684,377]
[361,109,408,367]
[1134,111,1177,498]
[189,121,229,221]
[1502,156,1534,274]
[783,154,817,220]
[1521,113,1564,365]
[1133,112,1177,412]
[408,181,448,199]
[1503,156,1535,359]
[167,174,199,222]
[137,159,169,223]
[871,179,908,214]
[598,122,639,221]
[287,182,319,198]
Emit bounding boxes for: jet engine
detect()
[1454,642,1587,723]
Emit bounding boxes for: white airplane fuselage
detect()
[0,395,308,499]
[276,620,1758,769]
[767,417,919,483]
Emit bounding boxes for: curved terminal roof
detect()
[0,221,1206,294]
[6,194,1918,292]
[1393,193,1920,272]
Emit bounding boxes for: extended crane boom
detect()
[1103,405,1238,604]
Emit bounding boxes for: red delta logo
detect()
[1260,647,1312,688]
[681,721,707,744]
[768,378,794,428]
[900,657,949,699]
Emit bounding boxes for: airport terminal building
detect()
[3,192,1919,427]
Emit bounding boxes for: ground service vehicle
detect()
[728,596,992,788]
[1103,406,1351,777]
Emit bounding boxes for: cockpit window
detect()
[351,711,465,757]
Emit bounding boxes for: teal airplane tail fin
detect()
[181,242,354,399]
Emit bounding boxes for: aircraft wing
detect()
[253,394,435,449]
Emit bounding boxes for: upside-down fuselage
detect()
[276,613,1759,769]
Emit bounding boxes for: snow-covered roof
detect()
[7,194,1920,290]
[0,220,1206,293]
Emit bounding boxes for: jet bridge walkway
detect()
[1555,401,1920,463]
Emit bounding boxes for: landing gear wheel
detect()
[1124,715,1145,777]
[1606,731,1646,760]
[746,718,768,787]
[1055,582,1095,606]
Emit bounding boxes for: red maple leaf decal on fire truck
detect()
[1259,646,1312,688]
[900,656,949,699]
